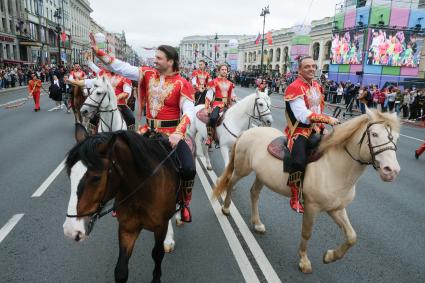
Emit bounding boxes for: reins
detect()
[66,142,177,235]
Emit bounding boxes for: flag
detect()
[266,31,273,45]
[254,33,261,45]
[61,31,67,42]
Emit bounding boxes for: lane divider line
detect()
[32,159,66,198]
[0,214,24,244]
[400,133,423,142]
[198,156,282,283]
[196,161,260,283]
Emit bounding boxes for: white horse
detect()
[80,75,127,132]
[190,90,273,170]
[213,108,401,273]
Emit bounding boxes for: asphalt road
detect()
[0,85,424,282]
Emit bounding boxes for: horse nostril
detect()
[383,166,392,174]
[75,232,81,242]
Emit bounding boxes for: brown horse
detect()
[71,85,86,123]
[63,124,179,283]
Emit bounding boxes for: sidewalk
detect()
[0,83,49,96]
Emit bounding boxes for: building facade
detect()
[70,0,92,64]
[238,18,333,76]
[179,34,251,68]
[0,0,24,64]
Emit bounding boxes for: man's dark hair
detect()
[157,45,179,72]
[199,59,207,65]
[217,64,229,71]
[298,56,313,68]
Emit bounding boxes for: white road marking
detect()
[0,98,27,108]
[199,156,282,283]
[196,161,260,283]
[400,134,423,142]
[48,104,64,112]
[32,159,66,197]
[0,214,24,244]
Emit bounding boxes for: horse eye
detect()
[91,176,101,183]
[372,132,378,138]
[259,103,264,107]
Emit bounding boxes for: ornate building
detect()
[70,0,92,64]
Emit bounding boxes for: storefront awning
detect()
[19,41,43,47]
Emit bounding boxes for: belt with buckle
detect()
[147,118,180,129]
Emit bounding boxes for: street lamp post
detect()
[260,6,270,76]
[54,8,62,65]
[214,33,218,63]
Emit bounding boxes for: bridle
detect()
[66,141,177,236]
[344,121,397,170]
[82,87,124,132]
[247,96,272,127]
[223,95,272,138]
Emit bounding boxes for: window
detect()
[13,45,17,59]
[5,44,10,59]
[9,20,14,34]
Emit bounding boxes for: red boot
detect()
[289,184,304,214]
[180,180,193,222]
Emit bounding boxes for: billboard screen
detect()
[331,30,364,64]
[367,29,423,67]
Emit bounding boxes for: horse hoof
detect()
[222,206,231,216]
[207,165,213,170]
[254,224,266,234]
[323,250,335,264]
[164,242,175,253]
[176,218,184,227]
[298,261,313,274]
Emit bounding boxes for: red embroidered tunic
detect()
[206,77,235,109]
[110,75,132,105]
[284,77,328,149]
[191,69,210,91]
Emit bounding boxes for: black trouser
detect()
[195,90,207,106]
[118,105,135,126]
[208,106,220,127]
[288,135,308,175]
[175,139,196,181]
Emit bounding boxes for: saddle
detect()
[267,134,323,173]
[196,108,225,127]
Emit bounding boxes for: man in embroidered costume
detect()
[205,64,236,145]
[28,73,42,111]
[89,34,196,222]
[191,60,210,105]
[68,63,87,82]
[284,56,339,213]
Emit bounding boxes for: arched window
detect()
[324,41,331,60]
[276,48,281,62]
[312,42,320,60]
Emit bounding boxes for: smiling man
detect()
[89,33,196,223]
[284,56,339,213]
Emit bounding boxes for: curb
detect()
[0,83,49,96]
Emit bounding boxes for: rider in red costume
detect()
[284,56,339,213]
[89,34,196,222]
[204,64,236,145]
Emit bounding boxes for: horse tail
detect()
[212,138,237,200]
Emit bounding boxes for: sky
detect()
[90,0,339,57]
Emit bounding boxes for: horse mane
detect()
[65,131,173,177]
[318,110,400,154]
[114,131,174,177]
[66,132,114,175]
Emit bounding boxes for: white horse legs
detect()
[323,209,357,264]
[163,220,175,253]
[250,178,266,234]
[220,146,230,167]
[298,208,318,273]
[202,144,213,170]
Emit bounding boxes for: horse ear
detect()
[75,123,89,143]
[365,104,374,119]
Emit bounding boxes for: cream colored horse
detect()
[213,108,400,273]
